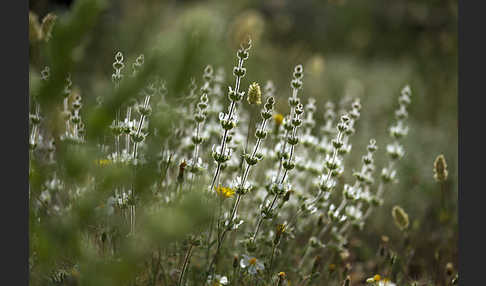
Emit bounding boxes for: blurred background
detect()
[29,0,457,282]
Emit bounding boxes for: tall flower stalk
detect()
[208,93,275,273]
[251,64,305,242]
[209,39,252,191]
[359,85,412,225]
[189,66,213,183]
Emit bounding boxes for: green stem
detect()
[178,244,194,286]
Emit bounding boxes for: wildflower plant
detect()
[210,38,252,191]
[28,10,439,284]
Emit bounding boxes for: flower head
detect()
[277,272,287,285]
[216,186,235,199]
[247,82,262,105]
[240,255,264,275]
[95,159,112,167]
[378,279,396,286]
[274,113,284,126]
[392,205,409,231]
[207,274,228,286]
[366,274,396,285]
[433,154,448,183]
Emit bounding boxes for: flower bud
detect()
[293,64,304,79]
[283,159,295,171]
[233,66,246,77]
[237,49,249,60]
[445,262,454,276]
[291,79,303,90]
[255,129,267,139]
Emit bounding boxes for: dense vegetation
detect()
[29,0,457,285]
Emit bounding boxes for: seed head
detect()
[247,82,262,105]
[392,205,409,231]
[433,154,448,183]
[445,262,454,276]
[40,13,57,42]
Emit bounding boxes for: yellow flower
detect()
[274,113,284,126]
[374,274,381,281]
[277,272,287,284]
[215,186,235,199]
[276,224,286,235]
[95,159,111,167]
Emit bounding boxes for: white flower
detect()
[345,205,363,220]
[386,142,404,159]
[231,176,251,192]
[378,280,396,286]
[360,189,373,203]
[389,122,409,138]
[344,184,361,201]
[39,190,51,204]
[223,212,244,230]
[302,133,317,146]
[207,274,229,285]
[240,255,264,275]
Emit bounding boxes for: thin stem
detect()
[178,244,194,286]
[189,121,201,191]
[209,56,246,191]
[252,194,278,242]
[125,107,132,153]
[297,244,312,270]
[132,97,150,159]
[115,110,120,158]
[268,244,277,280]
[232,265,239,286]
